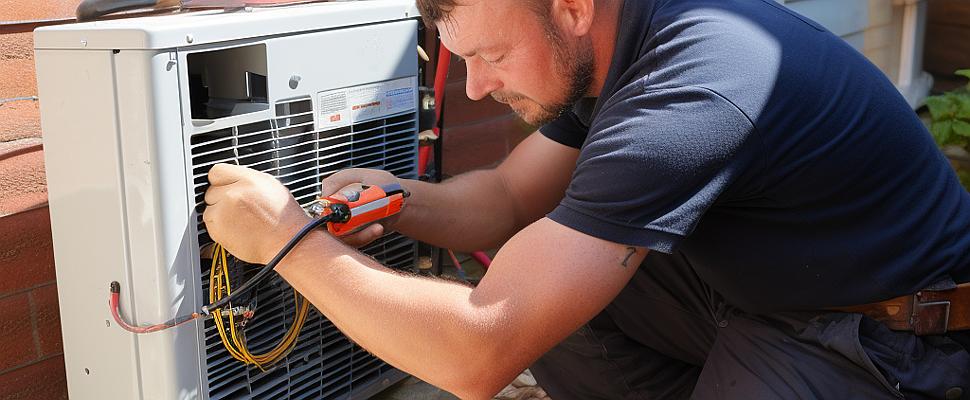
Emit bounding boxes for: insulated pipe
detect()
[76,0,180,21]
[76,0,323,21]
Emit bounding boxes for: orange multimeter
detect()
[315,183,408,237]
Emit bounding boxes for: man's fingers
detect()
[341,223,384,248]
[329,183,365,202]
[207,163,246,186]
[204,184,231,206]
[201,205,222,242]
[320,169,368,197]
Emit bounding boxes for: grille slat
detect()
[191,94,418,399]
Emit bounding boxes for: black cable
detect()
[202,203,350,314]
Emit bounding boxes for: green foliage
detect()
[926,70,970,191]
[925,71,970,147]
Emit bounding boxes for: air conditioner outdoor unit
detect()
[35,1,423,398]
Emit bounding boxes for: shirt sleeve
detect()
[547,83,757,253]
[539,111,588,149]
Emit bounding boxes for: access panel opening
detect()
[187,44,269,120]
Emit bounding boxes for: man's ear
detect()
[550,0,594,37]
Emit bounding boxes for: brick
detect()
[0,145,48,216]
[0,31,38,99]
[0,208,55,300]
[30,284,62,358]
[0,293,37,372]
[927,0,970,29]
[0,101,41,142]
[442,80,512,127]
[0,0,78,21]
[0,32,34,61]
[0,58,38,100]
[442,114,531,175]
[0,356,68,400]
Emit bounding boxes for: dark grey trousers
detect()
[530,251,970,399]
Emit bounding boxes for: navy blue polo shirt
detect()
[542,0,970,312]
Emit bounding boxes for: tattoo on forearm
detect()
[621,247,637,268]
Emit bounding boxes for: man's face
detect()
[437,0,594,126]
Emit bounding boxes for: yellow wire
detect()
[209,244,309,370]
[211,245,254,365]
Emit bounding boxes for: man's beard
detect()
[492,27,594,126]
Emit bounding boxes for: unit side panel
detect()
[35,49,142,400]
[113,50,205,400]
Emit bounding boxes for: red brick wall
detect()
[0,207,65,400]
[2,2,85,399]
[439,53,534,176]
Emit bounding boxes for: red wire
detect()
[470,251,492,269]
[432,41,451,138]
[110,290,201,334]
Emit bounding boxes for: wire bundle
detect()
[109,204,346,370]
[209,243,309,370]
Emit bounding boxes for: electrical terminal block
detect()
[219,306,253,318]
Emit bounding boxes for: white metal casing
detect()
[36,2,421,399]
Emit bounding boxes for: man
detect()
[203,0,970,398]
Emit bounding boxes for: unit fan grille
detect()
[189,96,418,399]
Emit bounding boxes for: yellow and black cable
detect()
[209,243,309,370]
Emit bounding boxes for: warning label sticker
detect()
[317,77,417,131]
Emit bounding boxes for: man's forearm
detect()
[395,169,522,251]
[343,132,575,251]
[277,232,520,399]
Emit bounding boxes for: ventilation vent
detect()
[189,95,418,399]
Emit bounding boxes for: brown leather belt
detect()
[834,283,970,336]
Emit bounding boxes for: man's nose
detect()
[464,58,502,101]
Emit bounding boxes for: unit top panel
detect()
[34,0,420,50]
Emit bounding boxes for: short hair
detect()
[415,0,549,28]
[414,0,457,27]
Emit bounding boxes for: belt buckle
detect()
[911,291,951,336]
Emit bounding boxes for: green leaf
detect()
[925,95,952,121]
[953,120,970,138]
[957,95,970,120]
[932,120,954,145]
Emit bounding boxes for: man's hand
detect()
[320,168,403,247]
[203,163,311,264]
